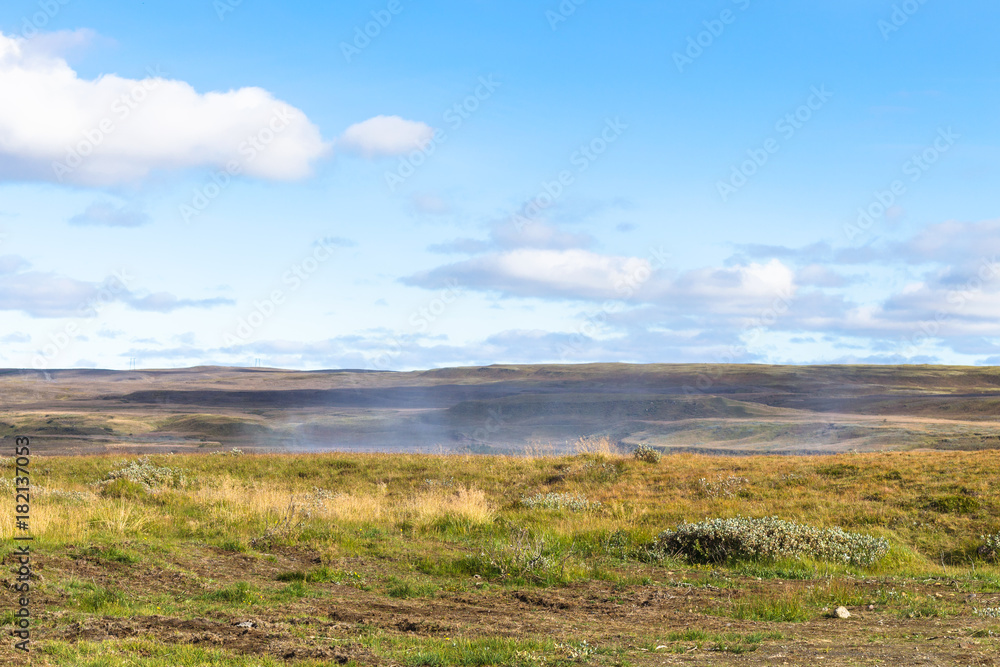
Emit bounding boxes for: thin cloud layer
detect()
[0,255,233,318]
[69,201,149,227]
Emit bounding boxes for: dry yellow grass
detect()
[401,485,496,526]
[572,435,626,457]
[4,449,1000,570]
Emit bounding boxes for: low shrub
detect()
[978,533,1000,561]
[655,516,890,566]
[99,457,186,489]
[632,443,662,464]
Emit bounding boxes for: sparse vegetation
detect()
[3,449,1000,665]
[521,491,601,512]
[697,473,749,498]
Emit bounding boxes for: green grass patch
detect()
[200,581,262,606]
[385,575,440,599]
[39,638,303,666]
[73,585,130,614]
[78,544,138,564]
[927,494,981,514]
[715,594,812,622]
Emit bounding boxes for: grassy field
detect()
[2,442,1000,665]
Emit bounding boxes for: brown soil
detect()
[5,545,1000,666]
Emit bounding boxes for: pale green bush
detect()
[656,516,890,566]
[632,443,662,464]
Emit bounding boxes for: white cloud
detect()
[338,115,434,158]
[667,260,795,303]
[497,249,651,296]
[407,240,796,315]
[406,248,654,300]
[0,31,330,185]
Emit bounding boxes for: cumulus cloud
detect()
[69,201,149,227]
[0,30,330,185]
[338,115,434,158]
[663,260,795,306]
[406,248,655,300]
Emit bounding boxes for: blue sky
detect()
[1,0,999,370]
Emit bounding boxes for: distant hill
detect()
[2,363,999,455]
